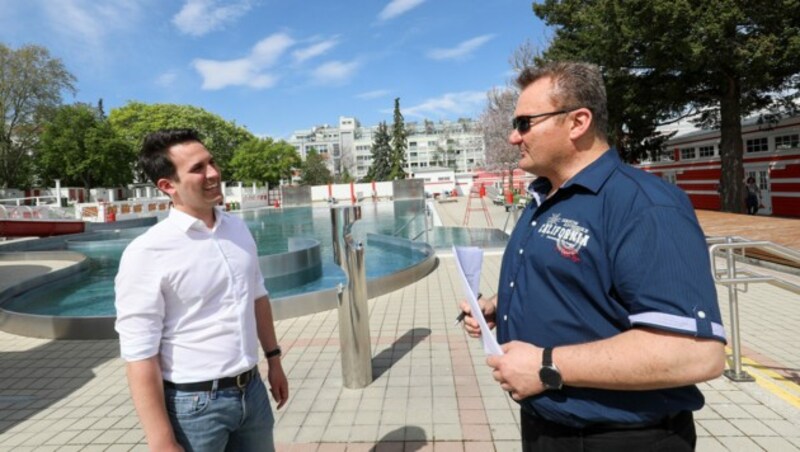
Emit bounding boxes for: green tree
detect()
[389,97,407,180]
[533,0,800,213]
[36,103,134,189]
[229,138,300,187]
[0,44,76,188]
[299,148,332,185]
[365,121,392,181]
[108,102,255,180]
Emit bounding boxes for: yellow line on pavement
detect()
[738,355,800,409]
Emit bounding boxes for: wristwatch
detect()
[539,347,563,390]
[265,346,282,359]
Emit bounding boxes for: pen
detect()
[454,293,482,326]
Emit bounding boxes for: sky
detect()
[0,0,551,140]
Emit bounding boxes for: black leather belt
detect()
[163,366,257,392]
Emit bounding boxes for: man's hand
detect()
[487,341,544,400]
[458,294,497,338]
[267,358,289,409]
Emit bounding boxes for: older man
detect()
[461,62,726,451]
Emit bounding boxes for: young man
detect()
[460,62,726,451]
[115,129,288,451]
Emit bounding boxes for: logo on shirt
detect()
[537,213,591,262]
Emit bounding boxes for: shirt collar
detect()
[167,206,225,233]
[527,148,620,200]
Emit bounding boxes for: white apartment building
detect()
[288,116,486,180]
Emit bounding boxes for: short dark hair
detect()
[139,129,203,184]
[516,61,608,139]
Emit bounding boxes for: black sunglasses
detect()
[511,108,580,134]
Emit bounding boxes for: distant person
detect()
[459,62,725,451]
[745,176,761,215]
[115,129,288,452]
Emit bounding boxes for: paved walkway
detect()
[0,201,798,451]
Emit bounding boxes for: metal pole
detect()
[330,205,373,388]
[722,236,755,382]
[424,202,430,243]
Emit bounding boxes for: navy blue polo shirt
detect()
[496,149,726,428]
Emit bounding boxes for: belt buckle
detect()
[235,370,249,390]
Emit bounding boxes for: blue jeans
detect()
[165,372,275,452]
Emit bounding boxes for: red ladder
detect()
[462,185,493,227]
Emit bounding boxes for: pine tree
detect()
[389,97,408,180]
[365,121,392,181]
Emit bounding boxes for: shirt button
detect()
[503,315,508,321]
[509,281,515,288]
[518,249,524,255]
[531,221,537,226]
[697,311,706,319]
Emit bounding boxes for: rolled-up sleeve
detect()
[612,206,727,343]
[114,244,165,361]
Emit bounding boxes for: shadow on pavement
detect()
[371,327,431,380]
[370,425,427,451]
[0,339,118,434]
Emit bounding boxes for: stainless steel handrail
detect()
[707,235,800,382]
[331,205,373,388]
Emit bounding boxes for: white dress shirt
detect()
[114,207,268,383]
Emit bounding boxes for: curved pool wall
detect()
[0,251,114,339]
[0,203,439,339]
[261,237,323,293]
[269,233,437,322]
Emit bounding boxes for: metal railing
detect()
[331,205,373,388]
[391,203,431,243]
[707,236,800,382]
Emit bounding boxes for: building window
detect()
[746,137,769,153]
[775,133,799,150]
[698,145,715,158]
[679,147,696,160]
[409,142,417,148]
[438,176,450,181]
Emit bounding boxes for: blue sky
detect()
[0,0,550,140]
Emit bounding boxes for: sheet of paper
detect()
[453,246,503,356]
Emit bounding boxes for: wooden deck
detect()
[695,210,800,268]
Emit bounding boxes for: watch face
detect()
[539,366,563,389]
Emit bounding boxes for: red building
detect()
[637,116,800,218]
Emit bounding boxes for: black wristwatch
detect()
[265,346,282,359]
[539,347,563,390]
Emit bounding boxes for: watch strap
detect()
[542,347,553,367]
[265,346,282,359]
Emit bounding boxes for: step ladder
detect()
[462,185,493,227]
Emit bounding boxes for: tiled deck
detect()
[0,201,798,451]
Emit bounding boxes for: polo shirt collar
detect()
[167,206,224,233]
[561,148,619,194]
[527,148,619,200]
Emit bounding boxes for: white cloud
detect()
[173,0,253,37]
[378,0,426,21]
[292,38,339,64]
[250,33,296,66]
[38,0,143,52]
[404,91,487,118]
[427,34,495,61]
[156,70,179,87]
[356,89,391,100]
[311,60,360,86]
[193,33,294,90]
